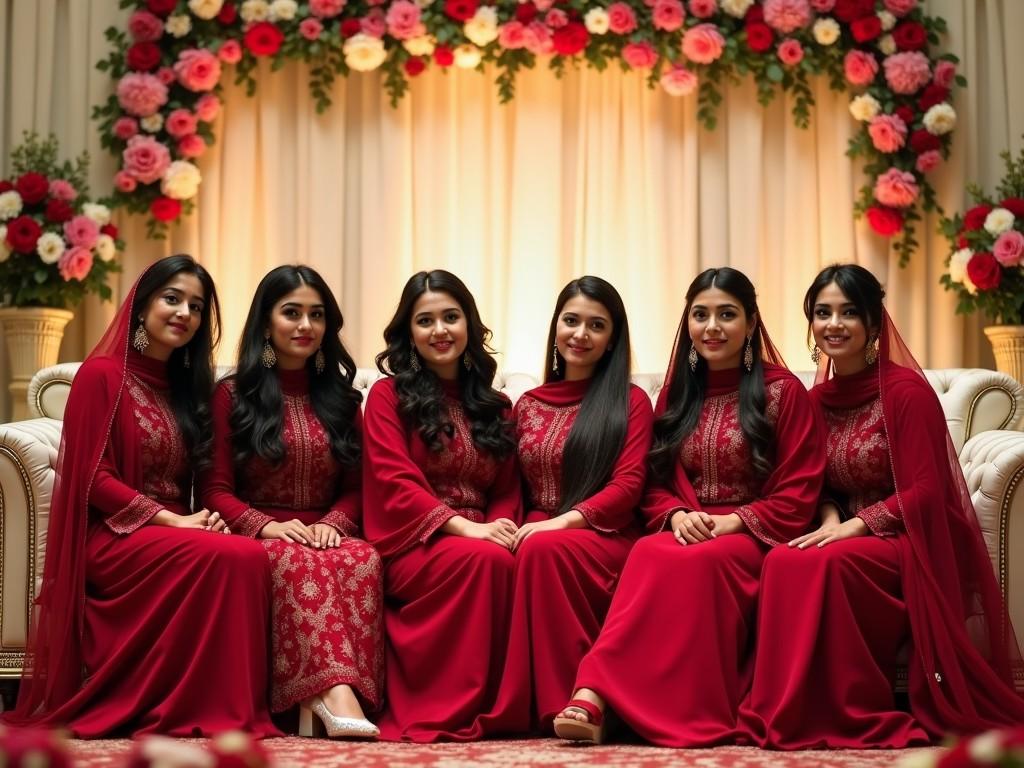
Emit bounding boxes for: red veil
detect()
[9,272,145,722]
[812,310,1024,734]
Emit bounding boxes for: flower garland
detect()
[96,0,962,262]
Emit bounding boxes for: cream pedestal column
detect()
[0,307,74,421]
[984,325,1024,387]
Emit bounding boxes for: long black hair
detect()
[375,270,515,458]
[648,267,775,480]
[545,276,632,514]
[130,254,220,470]
[802,263,886,336]
[229,265,362,469]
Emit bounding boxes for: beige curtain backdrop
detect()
[1,0,1022,420]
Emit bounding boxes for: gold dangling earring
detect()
[183,348,191,369]
[743,336,754,372]
[315,348,326,374]
[410,349,421,372]
[551,344,560,373]
[132,320,150,353]
[261,333,277,368]
[865,335,879,365]
[810,344,822,365]
[688,345,698,372]
[463,352,472,371]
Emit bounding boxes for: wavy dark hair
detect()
[802,263,886,340]
[649,267,775,480]
[545,276,633,514]
[130,254,221,470]
[375,270,515,458]
[229,265,362,469]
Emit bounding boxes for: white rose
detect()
[0,190,23,221]
[849,93,881,122]
[141,113,164,133]
[240,0,271,22]
[464,7,499,47]
[984,207,1015,236]
[36,232,66,265]
[967,732,1005,764]
[877,10,896,31]
[82,202,112,226]
[453,43,482,69]
[188,0,225,20]
[877,34,896,55]
[949,247,974,288]
[584,7,610,35]
[343,34,388,72]
[161,160,202,200]
[165,14,193,38]
[812,18,840,46]
[94,233,117,263]
[0,225,10,263]
[720,0,754,17]
[923,103,956,135]
[403,35,436,56]
[269,0,298,21]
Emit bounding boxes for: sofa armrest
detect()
[26,362,81,420]
[0,418,62,676]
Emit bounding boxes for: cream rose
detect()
[849,93,881,122]
[270,0,298,21]
[403,35,436,56]
[141,113,164,133]
[984,207,1015,236]
[94,233,117,263]
[454,43,482,69]
[36,232,66,265]
[82,202,112,226]
[240,0,271,22]
[0,191,23,221]
[161,160,202,200]
[343,34,388,72]
[0,226,9,263]
[949,247,975,291]
[812,18,840,46]
[188,0,225,20]
[923,103,956,135]
[877,10,896,31]
[721,0,754,17]
[877,34,896,55]
[465,7,499,47]
[165,14,193,38]
[584,7,610,34]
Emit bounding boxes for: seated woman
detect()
[6,255,277,737]
[202,265,383,739]
[362,270,522,742]
[738,263,1024,748]
[555,266,824,746]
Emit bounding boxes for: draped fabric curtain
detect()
[2,0,1023,420]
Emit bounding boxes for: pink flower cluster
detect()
[682,24,725,64]
[763,0,811,34]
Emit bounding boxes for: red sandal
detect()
[553,698,606,744]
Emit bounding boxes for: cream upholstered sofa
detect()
[0,363,1023,686]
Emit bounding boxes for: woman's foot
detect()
[320,684,367,721]
[553,688,607,744]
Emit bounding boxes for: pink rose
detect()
[113,116,140,140]
[915,149,940,173]
[122,135,171,184]
[763,0,811,34]
[607,3,637,34]
[386,1,423,39]
[523,21,553,55]
[843,50,878,86]
[114,171,138,193]
[299,18,324,41]
[310,0,346,17]
[156,66,176,85]
[361,9,387,38]
[809,0,835,10]
[652,0,685,32]
[874,167,919,208]
[688,0,716,18]
[993,230,1024,267]
[218,39,243,63]
[116,72,168,117]
[883,51,931,94]
[59,246,93,282]
[533,0,555,11]
[883,0,916,16]
[165,109,198,138]
[178,134,208,159]
[498,21,528,49]
[48,179,77,201]
[660,65,698,96]
[195,93,222,122]
[546,8,568,27]
[868,113,908,153]
[682,23,725,64]
[175,49,222,92]
[777,38,804,66]
[622,41,658,69]
[128,10,165,42]
[933,60,956,89]
[63,215,100,249]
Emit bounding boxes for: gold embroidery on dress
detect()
[515,396,580,515]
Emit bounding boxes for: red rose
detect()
[963,204,993,231]
[218,1,238,23]
[150,196,182,222]
[956,234,968,249]
[5,215,43,253]
[909,128,941,154]
[0,181,13,193]
[146,0,177,17]
[44,198,74,223]
[966,252,1002,291]
[101,223,120,239]
[404,57,426,77]
[340,18,362,37]
[126,41,162,71]
[243,21,285,56]
[515,2,538,23]
[892,21,927,51]
[894,105,915,125]
[1000,198,1024,218]
[744,4,763,23]
[917,84,948,112]
[15,172,49,205]
[444,0,478,21]
[552,22,589,56]
[851,16,882,43]
[866,205,904,237]
[833,0,874,23]
[745,22,773,53]
[434,46,454,67]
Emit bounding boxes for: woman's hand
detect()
[670,509,715,545]
[153,508,230,533]
[310,522,343,549]
[789,516,869,549]
[260,519,316,545]
[444,516,519,549]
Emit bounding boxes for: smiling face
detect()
[554,294,614,381]
[811,281,872,375]
[267,283,326,371]
[139,272,205,362]
[687,286,755,371]
[410,289,468,380]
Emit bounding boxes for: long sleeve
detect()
[640,387,701,533]
[321,410,364,537]
[90,447,164,534]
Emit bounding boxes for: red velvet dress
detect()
[573,365,824,747]
[201,368,384,714]
[469,379,653,736]
[362,377,523,742]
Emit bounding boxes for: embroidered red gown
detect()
[573,365,824,747]
[202,368,384,714]
[362,376,523,742]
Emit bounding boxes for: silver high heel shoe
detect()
[298,696,380,739]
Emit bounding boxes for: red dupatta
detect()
[812,310,1024,734]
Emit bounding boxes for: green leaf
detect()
[765,63,784,83]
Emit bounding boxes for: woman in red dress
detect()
[554,266,825,746]
[362,270,522,742]
[6,255,278,738]
[738,264,1024,748]
[470,275,652,737]
[202,265,383,739]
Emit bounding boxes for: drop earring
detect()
[743,336,754,372]
[551,344,560,373]
[687,345,698,372]
[132,319,150,353]
[810,344,822,364]
[261,333,277,368]
[865,335,879,365]
[315,348,326,374]
[410,350,421,372]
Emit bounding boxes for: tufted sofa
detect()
[0,363,1023,688]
